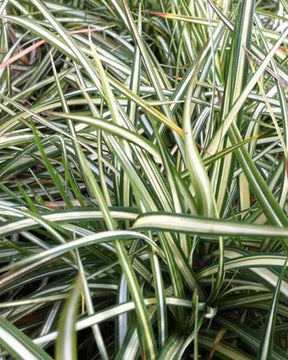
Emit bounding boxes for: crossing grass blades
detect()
[0,0,288,359]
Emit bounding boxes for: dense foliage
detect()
[0,0,288,359]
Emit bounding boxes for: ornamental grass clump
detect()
[0,1,288,359]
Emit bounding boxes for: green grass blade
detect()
[0,317,53,360]
[56,276,82,360]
